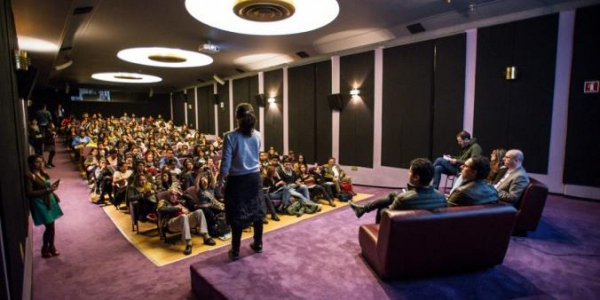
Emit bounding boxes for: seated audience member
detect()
[299,164,335,207]
[432,130,482,189]
[127,174,158,222]
[310,164,336,197]
[83,148,100,182]
[107,149,119,168]
[323,157,352,195]
[447,156,498,206]
[349,158,446,223]
[494,149,530,205]
[94,158,114,205]
[71,129,92,149]
[179,159,197,190]
[156,166,176,192]
[277,158,321,210]
[259,151,270,172]
[263,166,289,210]
[487,148,507,184]
[157,188,216,255]
[158,148,182,169]
[293,154,307,174]
[112,162,132,208]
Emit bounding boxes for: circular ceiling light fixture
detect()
[117,47,213,68]
[185,0,340,35]
[91,72,162,83]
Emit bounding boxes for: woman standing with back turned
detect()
[219,103,265,260]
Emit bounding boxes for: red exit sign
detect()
[584,80,599,94]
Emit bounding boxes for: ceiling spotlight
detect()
[199,41,220,54]
[55,59,73,71]
[213,74,225,85]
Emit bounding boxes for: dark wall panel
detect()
[196,86,214,134]
[382,40,434,168]
[264,70,284,153]
[340,51,374,168]
[475,14,557,174]
[233,76,260,125]
[315,61,332,165]
[564,5,600,187]
[186,88,195,129]
[433,34,466,158]
[172,92,185,125]
[289,64,317,163]
[217,82,230,135]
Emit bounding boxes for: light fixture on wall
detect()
[504,66,518,80]
[350,88,360,97]
[268,96,276,104]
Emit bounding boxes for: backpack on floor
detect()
[337,192,354,202]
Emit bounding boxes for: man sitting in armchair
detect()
[157,188,216,255]
[494,149,530,205]
[349,158,446,223]
[447,156,498,206]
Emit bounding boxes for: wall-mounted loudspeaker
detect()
[212,94,220,105]
[255,93,266,107]
[327,93,344,111]
[406,23,426,34]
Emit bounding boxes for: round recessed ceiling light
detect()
[91,72,162,83]
[117,47,213,68]
[185,0,340,35]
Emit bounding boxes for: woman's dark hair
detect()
[235,103,256,137]
[27,154,42,171]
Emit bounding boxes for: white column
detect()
[229,80,234,131]
[463,29,477,134]
[258,72,265,151]
[214,83,219,135]
[183,90,188,125]
[194,87,198,130]
[283,67,289,154]
[534,10,574,194]
[373,47,383,168]
[331,56,340,160]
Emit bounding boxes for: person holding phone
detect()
[219,103,265,261]
[25,155,63,258]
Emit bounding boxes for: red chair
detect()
[512,178,548,234]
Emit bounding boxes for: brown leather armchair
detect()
[512,177,548,234]
[359,204,517,280]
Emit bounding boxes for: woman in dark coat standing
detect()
[219,103,265,260]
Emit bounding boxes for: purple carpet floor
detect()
[33,143,600,300]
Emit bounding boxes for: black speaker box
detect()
[254,93,266,107]
[16,66,38,100]
[212,94,220,105]
[327,93,344,111]
[407,23,426,34]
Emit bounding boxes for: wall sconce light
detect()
[350,88,360,97]
[505,66,518,80]
[268,97,276,104]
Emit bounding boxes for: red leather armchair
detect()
[359,204,517,280]
[513,177,548,234]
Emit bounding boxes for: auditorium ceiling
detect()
[11,0,593,93]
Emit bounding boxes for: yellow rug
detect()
[102,193,373,267]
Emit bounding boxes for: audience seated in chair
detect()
[349,158,446,223]
[157,188,216,255]
[323,157,353,196]
[447,156,498,206]
[432,130,482,190]
[494,149,529,205]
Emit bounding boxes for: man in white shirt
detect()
[494,149,529,205]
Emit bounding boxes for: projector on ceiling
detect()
[199,42,220,54]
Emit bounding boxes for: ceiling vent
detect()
[233,0,295,22]
[73,6,93,15]
[296,51,310,58]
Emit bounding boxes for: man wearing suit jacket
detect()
[447,156,498,206]
[494,149,529,204]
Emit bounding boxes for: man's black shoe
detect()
[250,242,262,253]
[271,214,280,221]
[349,201,366,218]
[184,244,192,255]
[203,237,216,246]
[228,249,240,261]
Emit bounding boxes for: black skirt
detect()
[224,172,266,227]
